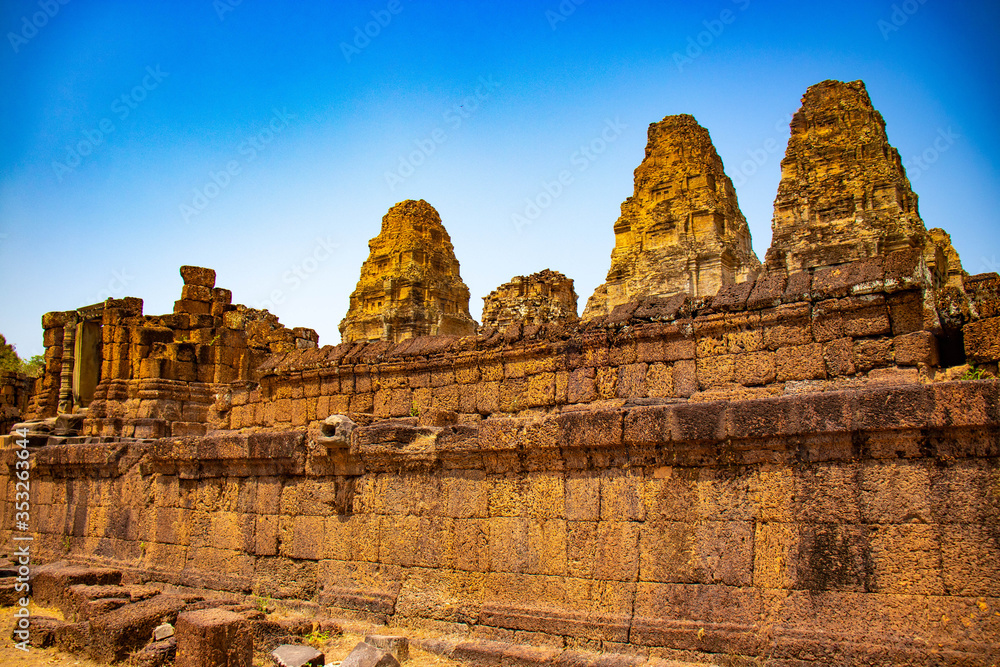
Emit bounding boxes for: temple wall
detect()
[2,381,998,664]
[4,254,999,664]
[226,249,950,432]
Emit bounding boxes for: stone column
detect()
[57,312,78,414]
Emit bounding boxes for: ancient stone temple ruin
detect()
[584,114,761,318]
[2,80,999,667]
[481,269,578,329]
[766,79,930,274]
[339,199,477,343]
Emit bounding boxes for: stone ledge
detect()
[350,380,999,470]
[143,430,306,477]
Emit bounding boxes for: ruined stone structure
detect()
[20,266,316,440]
[0,371,31,434]
[766,80,929,273]
[3,81,1000,666]
[584,114,760,319]
[481,269,578,329]
[926,227,967,289]
[340,200,477,343]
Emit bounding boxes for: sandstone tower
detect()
[481,269,578,329]
[340,199,477,343]
[765,79,929,273]
[583,114,760,319]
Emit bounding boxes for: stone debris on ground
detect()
[153,621,175,640]
[271,643,326,667]
[364,634,409,662]
[339,641,402,667]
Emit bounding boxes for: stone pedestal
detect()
[175,609,251,667]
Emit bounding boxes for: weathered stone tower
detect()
[584,114,760,319]
[481,269,578,329]
[766,79,929,273]
[340,199,477,343]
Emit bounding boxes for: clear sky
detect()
[2,0,998,356]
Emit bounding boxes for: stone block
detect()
[887,291,924,335]
[340,641,401,667]
[212,287,233,304]
[90,594,189,663]
[696,354,735,389]
[964,316,1000,364]
[823,338,855,377]
[31,565,122,608]
[853,338,894,372]
[747,272,787,310]
[775,343,826,381]
[181,284,213,302]
[566,368,596,403]
[62,583,132,620]
[893,331,939,366]
[180,265,216,288]
[557,409,622,448]
[174,299,213,315]
[134,637,177,667]
[734,351,776,386]
[55,621,91,654]
[672,359,697,397]
[9,615,62,648]
[761,304,813,349]
[176,609,251,667]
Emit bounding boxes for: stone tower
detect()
[583,114,760,319]
[340,199,477,343]
[481,269,578,329]
[765,79,929,273]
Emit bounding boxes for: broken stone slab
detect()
[175,608,251,667]
[153,622,175,640]
[340,641,401,667]
[31,565,122,608]
[8,615,63,648]
[61,583,132,619]
[89,594,190,663]
[78,597,130,621]
[364,635,409,662]
[271,643,325,667]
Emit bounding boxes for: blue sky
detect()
[2,0,998,356]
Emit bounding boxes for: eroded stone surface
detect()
[482,269,578,329]
[926,227,966,289]
[766,80,929,273]
[340,200,477,343]
[584,114,760,319]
